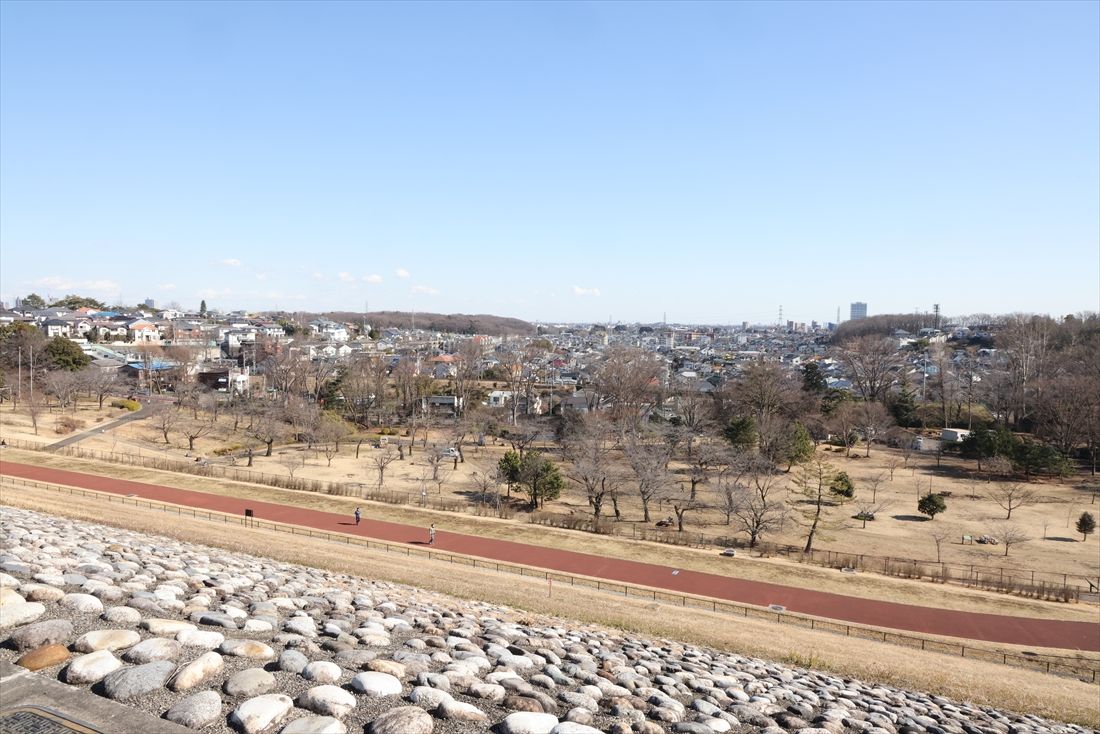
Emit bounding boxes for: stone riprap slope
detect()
[0,508,1087,734]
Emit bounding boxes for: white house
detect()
[487,390,514,408]
[308,319,350,342]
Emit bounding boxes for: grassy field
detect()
[1,446,1096,624]
[1,482,1097,728]
[60,405,1097,585]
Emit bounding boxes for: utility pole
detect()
[16,347,22,407]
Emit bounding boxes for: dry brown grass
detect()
[1,483,1097,727]
[2,447,1095,623]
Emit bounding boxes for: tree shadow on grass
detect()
[891,514,929,522]
[1043,536,1079,543]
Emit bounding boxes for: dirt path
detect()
[2,458,1097,651]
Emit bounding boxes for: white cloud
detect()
[33,276,120,295]
[311,272,325,280]
[362,274,383,284]
[254,273,269,281]
[158,283,176,291]
[572,286,601,297]
[197,287,233,298]
[34,276,75,290]
[338,272,356,283]
[411,285,439,295]
[219,258,242,267]
[395,268,410,279]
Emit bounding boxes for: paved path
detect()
[45,398,167,450]
[2,459,1097,652]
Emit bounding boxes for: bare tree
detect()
[827,401,859,457]
[155,409,178,445]
[836,336,901,404]
[666,480,705,532]
[370,445,399,490]
[85,369,119,409]
[503,420,540,459]
[183,415,214,451]
[44,370,81,413]
[451,339,483,418]
[886,457,902,481]
[563,414,620,522]
[316,415,350,466]
[425,446,448,482]
[723,458,786,547]
[1036,371,1093,458]
[852,498,890,529]
[286,398,323,448]
[592,346,664,430]
[789,457,850,553]
[866,472,887,502]
[174,381,203,418]
[682,441,728,500]
[993,522,1030,557]
[987,482,1039,519]
[854,401,894,456]
[261,350,306,405]
[278,452,307,479]
[248,407,286,456]
[928,525,955,563]
[470,469,503,511]
[670,383,714,457]
[625,430,673,523]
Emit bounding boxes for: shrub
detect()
[213,444,245,457]
[54,416,85,435]
[110,398,140,412]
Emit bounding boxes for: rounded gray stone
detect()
[165,690,223,729]
[59,593,104,614]
[64,650,124,684]
[278,649,310,674]
[280,716,347,734]
[225,667,277,697]
[9,619,73,651]
[123,637,181,663]
[296,685,357,719]
[102,659,177,700]
[368,706,433,734]
[102,606,143,626]
[230,694,294,734]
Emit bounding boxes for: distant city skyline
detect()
[1,1,1097,324]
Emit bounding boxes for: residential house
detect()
[308,319,350,342]
[127,320,162,343]
[42,319,72,338]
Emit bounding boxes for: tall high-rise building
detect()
[850,302,867,321]
[144,298,156,309]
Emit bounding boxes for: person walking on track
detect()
[354,507,361,526]
[428,523,436,545]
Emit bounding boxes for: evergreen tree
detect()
[918,492,947,520]
[723,416,756,451]
[783,421,815,469]
[1076,512,1096,541]
[801,363,827,393]
[20,293,46,310]
[829,471,855,498]
[43,337,91,371]
[199,300,207,317]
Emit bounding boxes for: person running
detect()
[354,507,361,526]
[428,523,436,545]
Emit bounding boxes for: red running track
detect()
[2,459,1097,651]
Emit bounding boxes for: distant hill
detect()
[832,314,937,343]
[324,311,536,337]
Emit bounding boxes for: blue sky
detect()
[1,1,1097,324]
